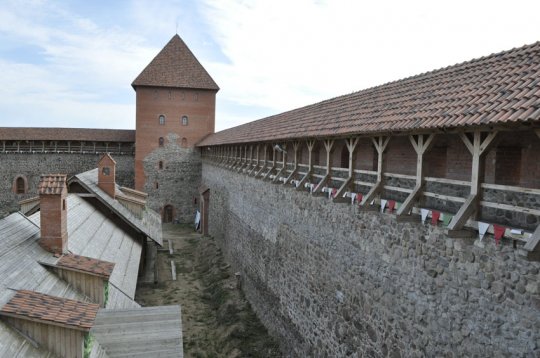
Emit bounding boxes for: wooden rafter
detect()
[334,137,359,201]
[360,136,390,207]
[396,134,435,219]
[448,130,498,235]
[296,140,316,191]
[313,139,334,195]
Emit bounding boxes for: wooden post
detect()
[396,134,435,220]
[272,144,287,183]
[334,138,359,201]
[447,130,497,235]
[360,136,390,208]
[249,145,260,175]
[313,139,335,195]
[255,144,268,178]
[262,145,277,180]
[296,140,315,190]
[536,129,540,139]
[284,142,300,184]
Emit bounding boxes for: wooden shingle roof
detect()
[132,34,219,91]
[0,290,99,331]
[56,254,115,279]
[198,41,540,146]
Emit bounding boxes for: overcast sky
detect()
[1,0,539,131]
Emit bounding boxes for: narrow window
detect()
[155,182,159,189]
[158,161,163,170]
[159,137,164,147]
[181,116,188,126]
[181,138,188,148]
[159,115,165,125]
[193,92,198,101]
[16,177,25,194]
[62,199,66,211]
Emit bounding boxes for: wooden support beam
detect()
[272,144,287,183]
[520,224,540,261]
[536,129,540,140]
[248,145,260,175]
[448,130,497,235]
[360,136,390,207]
[313,139,334,195]
[296,140,315,190]
[284,142,300,185]
[396,134,435,220]
[334,138,359,201]
[255,144,267,177]
[262,145,277,180]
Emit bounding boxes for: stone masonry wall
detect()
[0,153,134,218]
[203,162,540,357]
[143,133,201,222]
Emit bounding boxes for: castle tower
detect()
[132,34,219,222]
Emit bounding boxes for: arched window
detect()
[159,115,165,125]
[158,161,163,170]
[181,138,188,148]
[16,177,25,194]
[181,116,188,126]
[159,137,164,147]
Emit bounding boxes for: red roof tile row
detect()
[56,254,115,279]
[198,42,540,146]
[38,174,67,195]
[132,34,219,91]
[0,128,135,142]
[0,290,99,331]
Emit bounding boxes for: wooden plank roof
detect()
[91,305,183,357]
[132,34,219,91]
[70,168,163,246]
[0,127,135,142]
[198,41,540,146]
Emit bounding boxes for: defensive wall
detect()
[202,159,540,357]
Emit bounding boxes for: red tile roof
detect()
[56,254,115,279]
[132,34,219,91]
[0,290,99,331]
[0,128,135,142]
[198,42,540,146]
[38,174,67,195]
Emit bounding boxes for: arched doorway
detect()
[163,205,174,223]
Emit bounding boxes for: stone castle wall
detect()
[0,153,134,218]
[142,133,201,222]
[203,162,540,357]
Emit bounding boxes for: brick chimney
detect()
[38,174,68,254]
[98,153,116,198]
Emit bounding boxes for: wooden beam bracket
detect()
[360,136,389,209]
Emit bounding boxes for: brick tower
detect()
[132,34,219,222]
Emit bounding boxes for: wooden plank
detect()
[422,191,467,203]
[480,201,540,216]
[360,136,389,207]
[425,176,470,186]
[523,225,540,252]
[481,183,540,195]
[170,261,176,281]
[168,239,173,254]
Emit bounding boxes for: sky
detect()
[1,0,540,131]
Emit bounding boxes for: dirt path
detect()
[135,224,281,358]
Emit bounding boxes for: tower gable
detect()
[132,34,219,91]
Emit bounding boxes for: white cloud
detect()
[201,0,540,130]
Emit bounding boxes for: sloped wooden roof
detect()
[132,34,219,91]
[0,290,99,331]
[199,41,540,146]
[70,169,163,246]
[0,127,135,142]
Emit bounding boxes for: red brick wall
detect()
[134,86,216,190]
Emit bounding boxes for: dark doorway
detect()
[163,205,174,223]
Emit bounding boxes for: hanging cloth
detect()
[431,211,441,225]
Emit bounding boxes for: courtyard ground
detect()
[135,224,281,358]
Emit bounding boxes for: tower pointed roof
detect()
[132,34,219,91]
